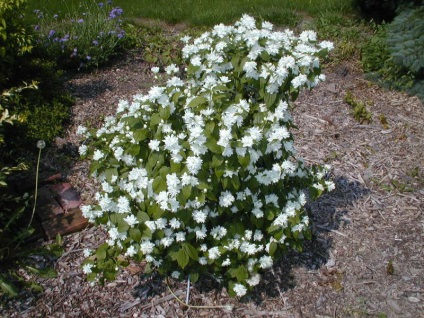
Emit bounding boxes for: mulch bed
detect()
[1,40,423,317]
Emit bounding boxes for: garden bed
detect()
[2,28,423,318]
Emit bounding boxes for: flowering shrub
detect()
[33,0,126,70]
[78,15,335,297]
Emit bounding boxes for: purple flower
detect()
[48,29,56,38]
[117,30,125,39]
[98,2,104,7]
[92,40,99,46]
[108,7,123,19]
[86,56,91,60]
[34,25,40,31]
[78,19,84,23]
[53,14,58,19]
[107,0,112,4]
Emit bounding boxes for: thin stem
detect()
[165,277,233,311]
[28,147,42,228]
[186,275,191,304]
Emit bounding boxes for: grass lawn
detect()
[26,0,355,27]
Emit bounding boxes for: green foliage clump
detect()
[0,0,34,88]
[354,0,422,22]
[361,6,424,101]
[344,90,373,124]
[33,0,130,70]
[387,6,424,76]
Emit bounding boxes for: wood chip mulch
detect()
[1,43,423,317]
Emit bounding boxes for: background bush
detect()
[361,5,424,101]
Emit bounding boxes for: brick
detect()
[51,183,82,210]
[41,208,88,240]
[36,186,64,221]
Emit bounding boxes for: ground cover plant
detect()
[32,0,128,70]
[78,15,335,297]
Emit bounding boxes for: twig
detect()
[315,224,356,242]
[120,291,185,312]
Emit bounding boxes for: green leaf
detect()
[129,228,142,241]
[0,278,18,297]
[187,96,208,108]
[118,219,130,233]
[136,211,149,222]
[96,243,109,261]
[182,186,192,200]
[173,248,189,269]
[268,241,278,256]
[210,155,224,168]
[264,93,277,107]
[150,113,161,127]
[231,175,241,190]
[133,129,149,142]
[153,176,167,193]
[127,144,140,156]
[104,168,118,183]
[228,265,248,281]
[183,243,198,261]
[237,154,250,168]
[26,266,57,279]
[159,106,171,120]
[206,139,221,153]
[189,272,199,283]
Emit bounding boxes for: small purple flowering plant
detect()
[33,0,126,70]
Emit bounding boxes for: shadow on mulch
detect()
[131,175,370,305]
[65,79,113,100]
[247,175,370,304]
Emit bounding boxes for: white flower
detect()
[78,144,88,156]
[155,218,167,229]
[208,247,221,260]
[165,64,179,74]
[210,226,227,239]
[125,245,137,257]
[124,214,139,227]
[246,274,261,286]
[320,41,334,51]
[160,236,174,247]
[140,241,155,254]
[219,191,235,208]
[83,248,91,258]
[199,257,207,265]
[82,263,94,274]
[325,180,335,191]
[259,255,273,269]
[169,218,181,229]
[117,196,130,213]
[76,125,88,135]
[233,283,247,297]
[193,209,208,223]
[222,258,231,266]
[291,74,307,88]
[186,156,203,175]
[92,150,105,161]
[151,66,160,74]
[148,139,160,151]
[175,232,186,242]
[171,271,180,279]
[195,225,207,240]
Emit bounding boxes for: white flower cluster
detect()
[79,15,334,297]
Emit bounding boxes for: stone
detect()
[42,208,88,240]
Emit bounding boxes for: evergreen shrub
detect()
[79,16,335,297]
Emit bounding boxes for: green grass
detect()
[26,0,355,27]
